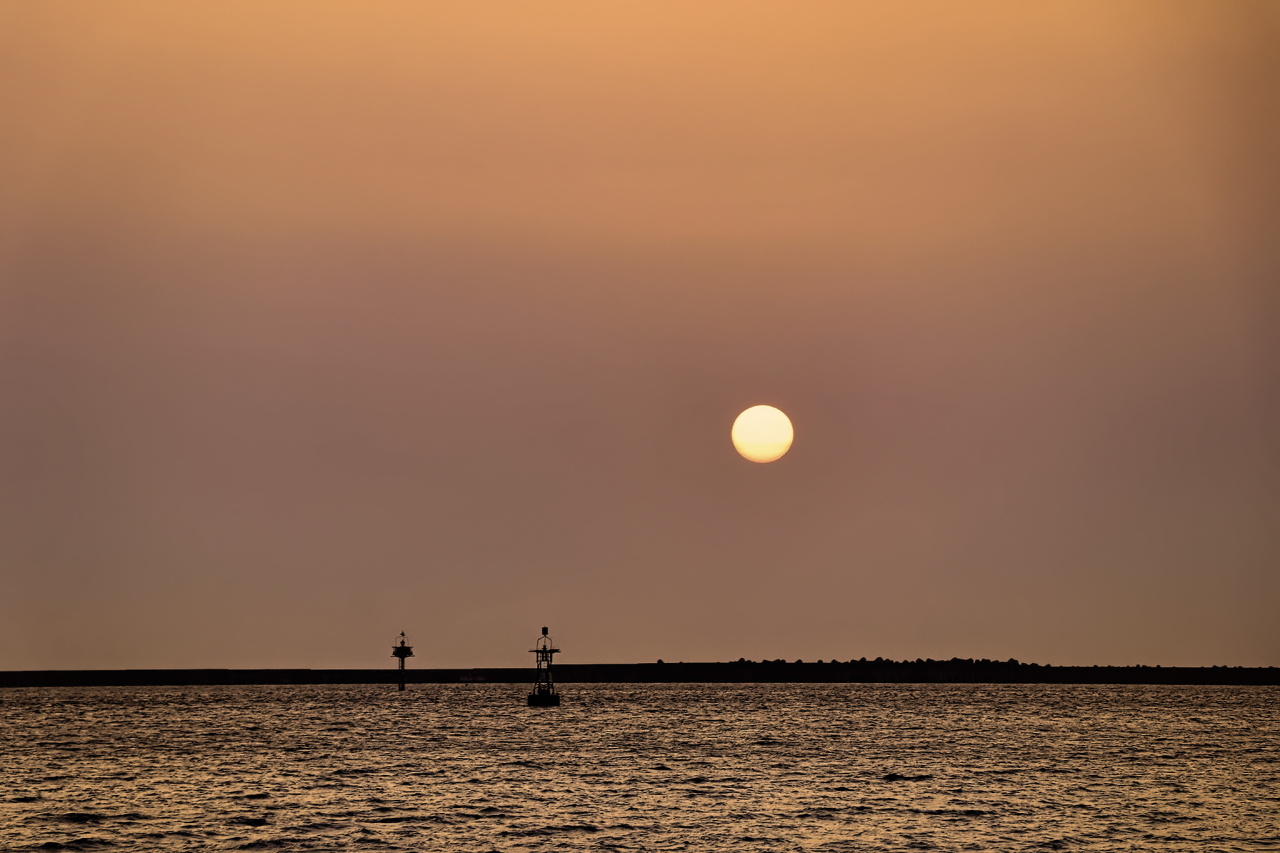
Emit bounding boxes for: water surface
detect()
[2,683,1276,851]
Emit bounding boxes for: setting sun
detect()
[731,405,794,463]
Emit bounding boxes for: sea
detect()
[1,683,1276,852]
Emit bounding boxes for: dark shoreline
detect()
[2,660,1277,688]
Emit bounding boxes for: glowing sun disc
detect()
[731,405,794,463]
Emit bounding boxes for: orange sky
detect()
[1,2,1277,669]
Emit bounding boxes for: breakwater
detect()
[2,659,1276,687]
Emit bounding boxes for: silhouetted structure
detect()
[527,627,561,706]
[391,632,414,691]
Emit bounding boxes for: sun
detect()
[731,405,794,463]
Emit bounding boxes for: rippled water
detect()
[1,683,1277,852]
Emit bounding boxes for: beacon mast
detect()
[527,627,561,706]
[391,631,414,691]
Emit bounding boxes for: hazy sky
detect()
[2,2,1277,670]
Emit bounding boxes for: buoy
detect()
[391,632,414,691]
[527,626,561,707]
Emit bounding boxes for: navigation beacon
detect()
[391,631,414,691]
[527,627,561,707]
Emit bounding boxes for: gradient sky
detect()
[2,2,1277,670]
